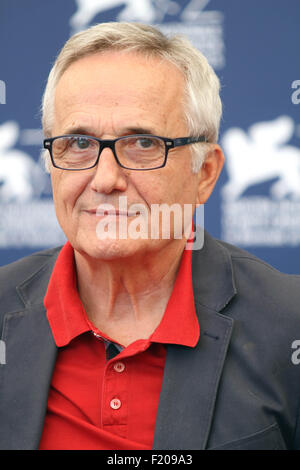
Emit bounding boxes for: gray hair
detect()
[41,22,222,173]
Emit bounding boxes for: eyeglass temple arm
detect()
[171,136,207,148]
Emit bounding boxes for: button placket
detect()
[101,358,129,430]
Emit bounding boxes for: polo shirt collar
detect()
[44,242,89,347]
[150,245,199,347]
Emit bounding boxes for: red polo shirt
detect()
[39,241,199,450]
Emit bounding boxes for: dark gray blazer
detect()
[0,231,300,450]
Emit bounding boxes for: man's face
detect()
[50,50,211,260]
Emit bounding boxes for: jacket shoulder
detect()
[214,238,300,324]
[0,247,62,283]
[0,247,62,313]
[218,237,300,283]
[194,231,300,321]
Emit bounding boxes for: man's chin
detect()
[75,237,168,262]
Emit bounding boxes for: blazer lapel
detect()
[153,231,236,450]
[0,254,58,450]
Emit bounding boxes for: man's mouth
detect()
[85,208,139,217]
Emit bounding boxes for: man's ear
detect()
[196,144,225,205]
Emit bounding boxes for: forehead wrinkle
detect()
[54,92,171,138]
[56,82,169,117]
[55,108,164,138]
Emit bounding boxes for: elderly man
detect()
[0,22,300,451]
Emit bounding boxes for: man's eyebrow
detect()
[125,127,155,135]
[63,126,94,135]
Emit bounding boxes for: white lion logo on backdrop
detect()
[70,0,210,33]
[70,0,156,30]
[0,121,46,203]
[221,116,300,201]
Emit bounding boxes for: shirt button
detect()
[113,362,125,373]
[110,398,121,410]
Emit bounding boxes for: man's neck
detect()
[74,240,186,346]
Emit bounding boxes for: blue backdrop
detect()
[0,0,300,273]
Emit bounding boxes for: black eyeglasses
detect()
[43,134,207,171]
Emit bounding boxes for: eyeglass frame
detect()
[43,133,208,171]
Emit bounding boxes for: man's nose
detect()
[90,147,128,194]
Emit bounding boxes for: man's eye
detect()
[137,138,154,148]
[70,137,90,150]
